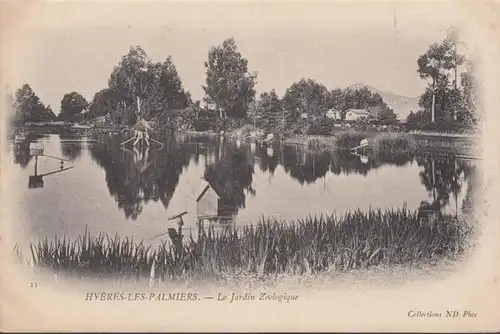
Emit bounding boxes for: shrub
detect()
[334,130,367,149]
[373,133,416,155]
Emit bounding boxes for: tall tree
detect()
[88,88,121,120]
[203,37,257,120]
[13,84,54,123]
[143,56,191,122]
[107,47,191,126]
[60,92,88,122]
[282,79,329,122]
[249,89,283,132]
[108,46,153,124]
[417,29,464,123]
[460,61,478,125]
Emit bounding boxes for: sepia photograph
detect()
[1,1,499,332]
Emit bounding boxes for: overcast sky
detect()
[2,1,465,114]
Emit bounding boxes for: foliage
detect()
[372,132,416,155]
[181,101,203,130]
[106,46,190,126]
[306,136,335,150]
[59,92,89,122]
[459,61,479,126]
[88,88,121,122]
[282,79,330,122]
[248,89,283,133]
[334,130,367,149]
[281,80,395,132]
[25,208,471,281]
[414,26,476,129]
[12,84,56,123]
[203,37,257,120]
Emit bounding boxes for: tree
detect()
[88,88,121,120]
[203,37,257,120]
[13,84,55,123]
[60,92,88,122]
[108,46,153,124]
[368,105,398,124]
[417,28,464,123]
[405,110,429,130]
[143,56,191,122]
[249,89,283,132]
[460,61,478,126]
[282,79,329,123]
[107,47,191,126]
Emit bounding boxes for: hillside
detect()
[347,83,420,120]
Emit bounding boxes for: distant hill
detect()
[347,83,420,120]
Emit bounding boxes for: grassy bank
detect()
[284,130,476,156]
[18,208,473,283]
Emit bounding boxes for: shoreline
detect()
[15,208,475,284]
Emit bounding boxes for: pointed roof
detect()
[188,179,220,202]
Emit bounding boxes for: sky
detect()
[1,1,466,114]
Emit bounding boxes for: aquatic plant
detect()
[305,137,335,150]
[333,130,367,150]
[23,208,473,282]
[373,132,417,155]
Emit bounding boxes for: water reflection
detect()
[89,135,194,220]
[28,155,74,189]
[13,134,480,223]
[203,140,256,217]
[12,134,44,168]
[416,155,477,218]
[12,142,33,168]
[59,134,83,161]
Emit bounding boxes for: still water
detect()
[8,134,479,244]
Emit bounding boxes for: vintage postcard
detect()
[1,0,499,332]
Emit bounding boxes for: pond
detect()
[8,133,479,245]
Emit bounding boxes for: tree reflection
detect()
[12,134,44,168]
[203,140,255,217]
[83,134,478,222]
[12,142,33,168]
[278,144,413,182]
[90,135,193,220]
[59,134,83,161]
[416,155,474,218]
[280,145,331,184]
[256,142,280,177]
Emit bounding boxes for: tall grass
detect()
[373,133,417,155]
[306,137,335,150]
[23,209,472,282]
[334,130,367,150]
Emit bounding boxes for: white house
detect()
[187,179,220,219]
[300,112,308,119]
[325,108,341,120]
[345,109,370,121]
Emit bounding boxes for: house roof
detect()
[188,179,220,202]
[346,108,370,115]
[326,108,339,113]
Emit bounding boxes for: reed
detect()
[373,132,417,155]
[24,209,472,282]
[306,137,335,150]
[334,130,367,150]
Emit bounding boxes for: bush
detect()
[334,130,367,149]
[373,133,416,154]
